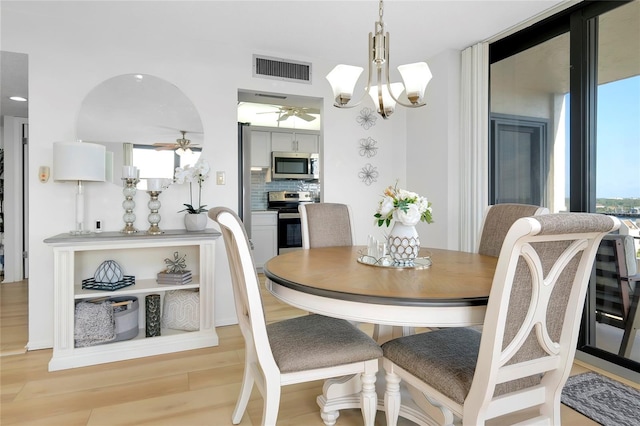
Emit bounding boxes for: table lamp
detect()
[53,141,106,234]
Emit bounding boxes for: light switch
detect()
[216,171,226,185]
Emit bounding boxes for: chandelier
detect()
[326,0,432,119]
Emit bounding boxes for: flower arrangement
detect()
[174,158,210,214]
[374,183,433,227]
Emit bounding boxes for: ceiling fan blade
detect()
[277,111,294,121]
[298,112,316,122]
[153,144,177,151]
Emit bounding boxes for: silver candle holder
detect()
[121,177,140,234]
[146,190,163,235]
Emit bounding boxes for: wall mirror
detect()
[76,74,203,184]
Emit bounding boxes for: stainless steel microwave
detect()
[271,151,319,180]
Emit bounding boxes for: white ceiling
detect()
[1,0,571,120]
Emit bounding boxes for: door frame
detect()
[2,116,27,282]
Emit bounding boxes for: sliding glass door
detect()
[489,0,639,372]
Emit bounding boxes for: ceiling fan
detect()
[258,106,317,122]
[153,130,200,154]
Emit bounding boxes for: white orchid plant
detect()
[375,182,433,227]
[174,158,210,214]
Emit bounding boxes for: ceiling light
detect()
[9,96,27,102]
[326,0,432,119]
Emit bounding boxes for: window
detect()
[489,0,640,373]
[490,114,549,205]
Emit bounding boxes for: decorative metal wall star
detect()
[358,163,379,186]
[359,137,378,158]
[356,107,377,129]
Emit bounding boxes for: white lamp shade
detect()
[368,82,404,115]
[326,65,364,103]
[397,62,432,103]
[53,142,106,182]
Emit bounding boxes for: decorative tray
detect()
[81,275,136,291]
[357,252,432,270]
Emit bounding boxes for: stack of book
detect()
[157,270,192,285]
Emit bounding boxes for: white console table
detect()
[44,229,221,371]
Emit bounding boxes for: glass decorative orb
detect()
[123,199,135,210]
[148,199,161,210]
[123,186,137,198]
[124,212,136,223]
[148,213,161,224]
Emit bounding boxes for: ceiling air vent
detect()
[253,55,312,84]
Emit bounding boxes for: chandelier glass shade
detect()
[326,0,432,119]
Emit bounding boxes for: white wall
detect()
[1,1,456,349]
[406,49,462,250]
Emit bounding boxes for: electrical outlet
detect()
[39,166,50,182]
[216,171,225,185]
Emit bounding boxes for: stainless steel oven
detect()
[277,212,303,254]
[268,191,313,254]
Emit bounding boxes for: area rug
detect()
[561,371,640,426]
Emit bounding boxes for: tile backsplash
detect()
[251,170,320,210]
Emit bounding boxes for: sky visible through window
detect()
[565,75,640,199]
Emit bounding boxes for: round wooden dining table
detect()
[263,246,498,425]
[263,245,497,330]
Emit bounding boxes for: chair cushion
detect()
[305,203,353,248]
[479,204,544,257]
[383,328,481,404]
[267,314,382,373]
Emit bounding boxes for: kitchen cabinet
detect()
[271,131,319,153]
[250,130,271,168]
[251,211,277,271]
[44,229,220,371]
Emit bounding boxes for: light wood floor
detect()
[1,278,637,425]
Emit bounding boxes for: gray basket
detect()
[110,296,139,342]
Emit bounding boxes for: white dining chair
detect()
[210,206,382,426]
[595,233,640,357]
[382,213,620,426]
[478,203,549,257]
[299,202,403,340]
[299,202,355,249]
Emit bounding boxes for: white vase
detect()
[387,222,420,264]
[184,212,208,231]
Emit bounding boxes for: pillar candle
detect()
[122,165,137,178]
[147,178,164,192]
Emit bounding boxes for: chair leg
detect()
[361,371,378,426]
[384,370,401,426]
[231,361,255,424]
[262,381,281,426]
[619,287,639,357]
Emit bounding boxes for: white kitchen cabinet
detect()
[251,211,277,271]
[271,131,319,153]
[44,229,221,371]
[250,130,271,167]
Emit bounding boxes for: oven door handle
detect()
[279,213,300,219]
